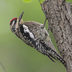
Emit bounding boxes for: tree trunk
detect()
[40,0,72,72]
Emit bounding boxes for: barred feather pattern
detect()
[32,40,67,67]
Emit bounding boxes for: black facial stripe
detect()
[14,19,17,24]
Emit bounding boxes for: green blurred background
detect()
[0,0,71,72]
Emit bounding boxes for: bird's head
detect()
[10,11,24,32]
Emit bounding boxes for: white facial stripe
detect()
[12,21,15,25]
[23,25,34,39]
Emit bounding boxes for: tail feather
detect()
[47,54,55,62]
[55,53,67,67]
[49,48,67,67]
[40,41,67,67]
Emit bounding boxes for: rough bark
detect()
[40,0,72,72]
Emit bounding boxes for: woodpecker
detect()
[10,11,66,67]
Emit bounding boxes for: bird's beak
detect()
[19,11,24,22]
